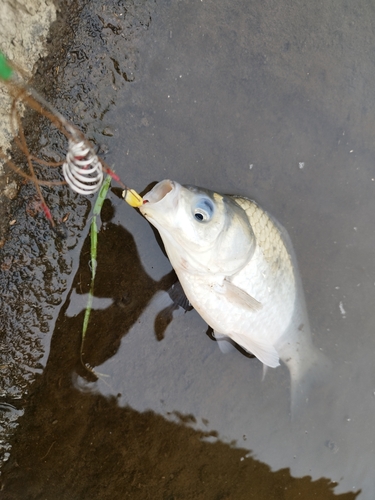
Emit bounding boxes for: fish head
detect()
[140,180,255,275]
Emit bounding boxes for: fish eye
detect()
[193,197,214,222]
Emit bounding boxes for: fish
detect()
[140,180,330,413]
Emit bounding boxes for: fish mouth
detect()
[142,179,176,205]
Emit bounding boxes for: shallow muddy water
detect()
[1,0,375,498]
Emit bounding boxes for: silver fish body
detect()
[140,180,329,412]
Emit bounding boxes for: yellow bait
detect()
[122,188,143,207]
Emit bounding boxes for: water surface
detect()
[2,0,375,498]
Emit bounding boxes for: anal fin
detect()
[230,331,280,368]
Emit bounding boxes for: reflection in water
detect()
[65,291,114,317]
[0,208,359,498]
[1,394,359,499]
[64,199,177,373]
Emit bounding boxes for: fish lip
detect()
[142,179,176,205]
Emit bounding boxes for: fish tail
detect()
[289,347,332,418]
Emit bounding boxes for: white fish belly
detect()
[176,244,296,350]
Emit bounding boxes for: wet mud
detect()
[1,0,375,498]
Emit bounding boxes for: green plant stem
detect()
[80,175,112,368]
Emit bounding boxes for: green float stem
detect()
[81,174,112,348]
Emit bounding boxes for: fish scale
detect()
[229,196,296,343]
[233,196,295,279]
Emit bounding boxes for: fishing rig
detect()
[0,52,143,231]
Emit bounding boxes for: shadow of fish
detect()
[140,180,331,415]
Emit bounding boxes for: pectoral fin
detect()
[230,332,280,368]
[167,280,193,311]
[223,278,262,311]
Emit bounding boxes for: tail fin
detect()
[287,346,332,418]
